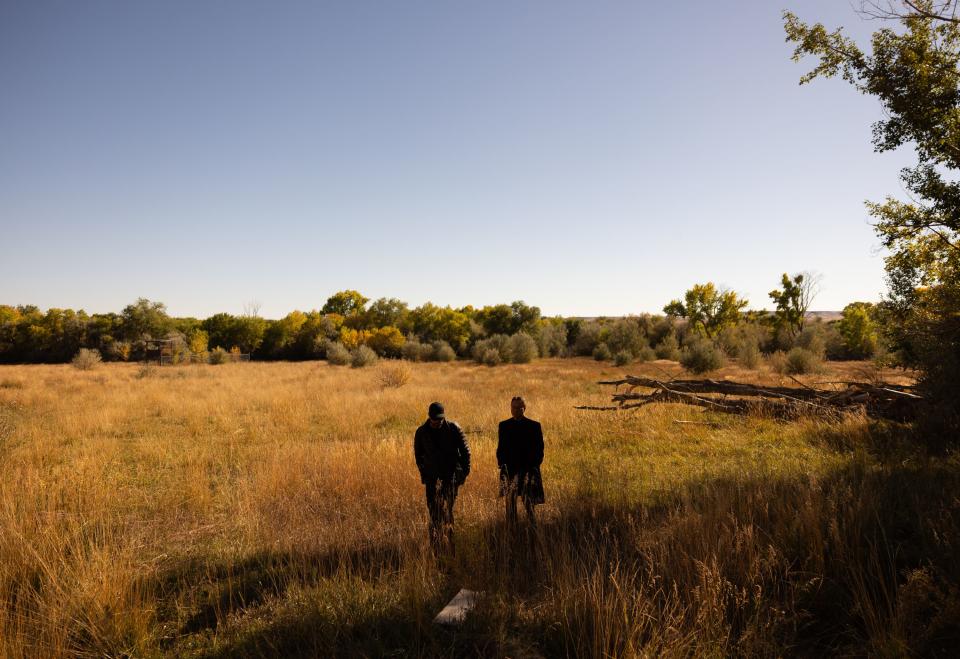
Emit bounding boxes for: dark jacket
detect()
[497,417,544,475]
[414,420,471,484]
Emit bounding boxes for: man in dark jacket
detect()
[414,401,471,553]
[497,396,544,528]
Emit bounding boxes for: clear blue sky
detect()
[0,1,914,318]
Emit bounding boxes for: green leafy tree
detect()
[322,290,369,317]
[476,301,542,336]
[201,313,238,350]
[663,283,748,340]
[602,318,647,357]
[409,303,472,352]
[785,2,960,430]
[293,311,337,358]
[360,297,410,331]
[769,272,820,337]
[837,302,879,359]
[121,298,171,341]
[201,313,265,354]
[261,311,307,358]
[232,315,266,354]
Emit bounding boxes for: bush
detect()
[401,337,427,362]
[784,347,822,375]
[604,319,647,357]
[472,335,509,363]
[738,342,762,370]
[325,341,351,366]
[108,341,132,362]
[654,333,681,360]
[351,345,378,368]
[537,322,568,357]
[430,341,456,362]
[71,348,102,371]
[481,348,502,366]
[636,346,657,363]
[613,350,632,366]
[680,340,725,374]
[377,362,412,388]
[767,350,788,374]
[794,323,830,358]
[506,333,538,363]
[165,332,190,364]
[575,322,603,356]
[646,315,676,347]
[593,343,612,361]
[208,347,230,365]
[719,323,768,360]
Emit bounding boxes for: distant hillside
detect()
[807,311,842,322]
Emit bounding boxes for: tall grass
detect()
[0,359,952,656]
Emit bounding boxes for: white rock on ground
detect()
[433,589,479,626]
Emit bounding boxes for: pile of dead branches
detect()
[576,375,922,421]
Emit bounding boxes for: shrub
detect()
[325,341,351,366]
[767,350,788,374]
[593,343,612,361]
[537,322,568,357]
[165,332,190,364]
[481,348,502,366]
[574,322,603,356]
[109,341,132,362]
[636,346,657,362]
[351,345,378,368]
[401,337,427,361]
[605,319,647,357]
[71,348,102,371]
[430,340,456,362]
[646,315,677,347]
[737,339,762,369]
[613,350,632,366]
[794,323,829,358]
[784,347,822,375]
[655,333,681,360]
[680,340,725,374]
[718,323,768,359]
[472,335,510,363]
[208,347,230,365]
[506,333,538,363]
[377,362,412,388]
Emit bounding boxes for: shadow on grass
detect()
[139,428,960,658]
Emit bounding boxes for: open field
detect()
[0,358,956,657]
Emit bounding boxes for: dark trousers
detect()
[425,480,457,553]
[503,473,537,529]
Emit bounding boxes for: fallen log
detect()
[580,375,920,421]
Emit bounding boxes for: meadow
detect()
[0,358,956,657]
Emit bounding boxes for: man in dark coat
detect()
[497,396,544,527]
[414,401,471,553]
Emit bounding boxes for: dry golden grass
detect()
[0,358,954,657]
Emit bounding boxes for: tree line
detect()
[0,276,887,369]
